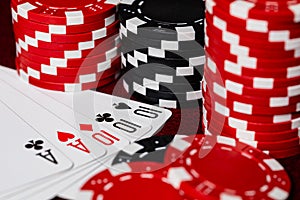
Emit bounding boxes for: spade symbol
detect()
[113,103,131,110]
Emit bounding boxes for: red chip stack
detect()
[11,0,120,92]
[203,0,300,158]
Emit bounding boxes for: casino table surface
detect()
[0,0,299,199]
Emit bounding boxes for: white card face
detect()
[58,155,116,200]
[0,67,171,143]
[0,79,107,167]
[0,100,73,193]
[40,87,172,140]
[31,157,110,200]
[0,68,134,199]
[0,71,132,156]
[0,66,171,199]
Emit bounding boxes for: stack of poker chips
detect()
[118,0,206,109]
[11,0,121,92]
[203,0,300,158]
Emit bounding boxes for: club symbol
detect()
[25,140,44,150]
[95,113,114,123]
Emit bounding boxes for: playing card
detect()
[40,86,172,140]
[56,155,120,200]
[0,99,73,194]
[0,67,153,142]
[0,68,134,199]
[0,66,171,199]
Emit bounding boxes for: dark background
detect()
[0,0,299,199]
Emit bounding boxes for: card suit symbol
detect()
[25,140,44,150]
[57,131,75,143]
[113,103,131,110]
[95,113,114,123]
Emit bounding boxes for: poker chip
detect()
[112,135,175,168]
[124,72,202,93]
[11,0,121,92]
[16,31,120,51]
[11,7,117,35]
[204,92,300,115]
[203,78,300,108]
[120,26,202,51]
[120,36,202,60]
[264,146,300,159]
[123,81,201,109]
[204,0,300,158]
[14,20,119,44]
[78,134,292,199]
[16,55,118,77]
[205,64,300,89]
[78,162,191,200]
[123,79,202,109]
[160,134,292,199]
[16,34,120,59]
[203,118,300,142]
[124,49,205,69]
[17,66,118,92]
[11,0,117,25]
[123,57,204,83]
[118,0,205,108]
[17,58,121,83]
[117,0,205,42]
[204,53,300,79]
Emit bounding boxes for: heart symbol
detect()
[57,131,75,143]
[113,103,131,110]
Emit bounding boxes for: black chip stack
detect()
[118,0,206,109]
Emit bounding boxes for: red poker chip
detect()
[78,162,189,200]
[17,67,118,92]
[12,6,116,35]
[204,119,300,159]
[218,131,300,151]
[203,82,300,115]
[204,72,300,99]
[204,96,300,122]
[17,58,121,83]
[205,40,300,71]
[204,64,300,90]
[205,20,300,51]
[204,52,300,79]
[203,88,300,123]
[14,20,119,44]
[202,77,300,108]
[17,45,120,68]
[206,0,300,30]
[212,0,300,22]
[15,31,120,51]
[264,145,300,159]
[15,34,119,58]
[205,11,300,42]
[206,35,299,63]
[203,105,300,132]
[205,100,300,124]
[168,134,291,200]
[11,0,117,25]
[205,25,300,60]
[202,116,300,142]
[17,55,120,77]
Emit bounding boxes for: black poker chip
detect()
[112,135,175,165]
[123,71,202,93]
[117,0,205,43]
[120,35,204,60]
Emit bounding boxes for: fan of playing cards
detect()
[0,67,173,199]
